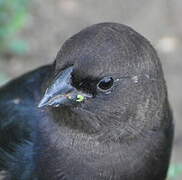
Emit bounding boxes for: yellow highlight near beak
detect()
[76,95,85,102]
[67,95,72,100]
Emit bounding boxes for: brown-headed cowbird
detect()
[0,23,173,180]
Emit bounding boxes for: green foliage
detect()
[167,163,182,180]
[0,0,29,55]
[8,39,29,55]
[0,72,10,85]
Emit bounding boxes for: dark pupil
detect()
[98,77,113,90]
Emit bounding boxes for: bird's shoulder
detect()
[0,65,51,125]
[0,65,51,102]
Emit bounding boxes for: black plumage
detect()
[0,23,173,180]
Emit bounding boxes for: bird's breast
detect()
[35,110,170,180]
[35,113,127,180]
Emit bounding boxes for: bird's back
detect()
[0,65,51,179]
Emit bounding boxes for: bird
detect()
[0,22,173,180]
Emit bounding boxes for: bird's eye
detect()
[97,77,114,91]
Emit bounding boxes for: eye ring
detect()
[97,76,114,92]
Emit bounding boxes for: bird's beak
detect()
[38,66,92,108]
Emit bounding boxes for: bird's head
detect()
[38,23,167,139]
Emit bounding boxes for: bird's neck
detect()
[49,107,106,135]
[36,110,170,180]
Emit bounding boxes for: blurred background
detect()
[0,0,181,179]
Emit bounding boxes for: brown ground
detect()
[0,0,181,179]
